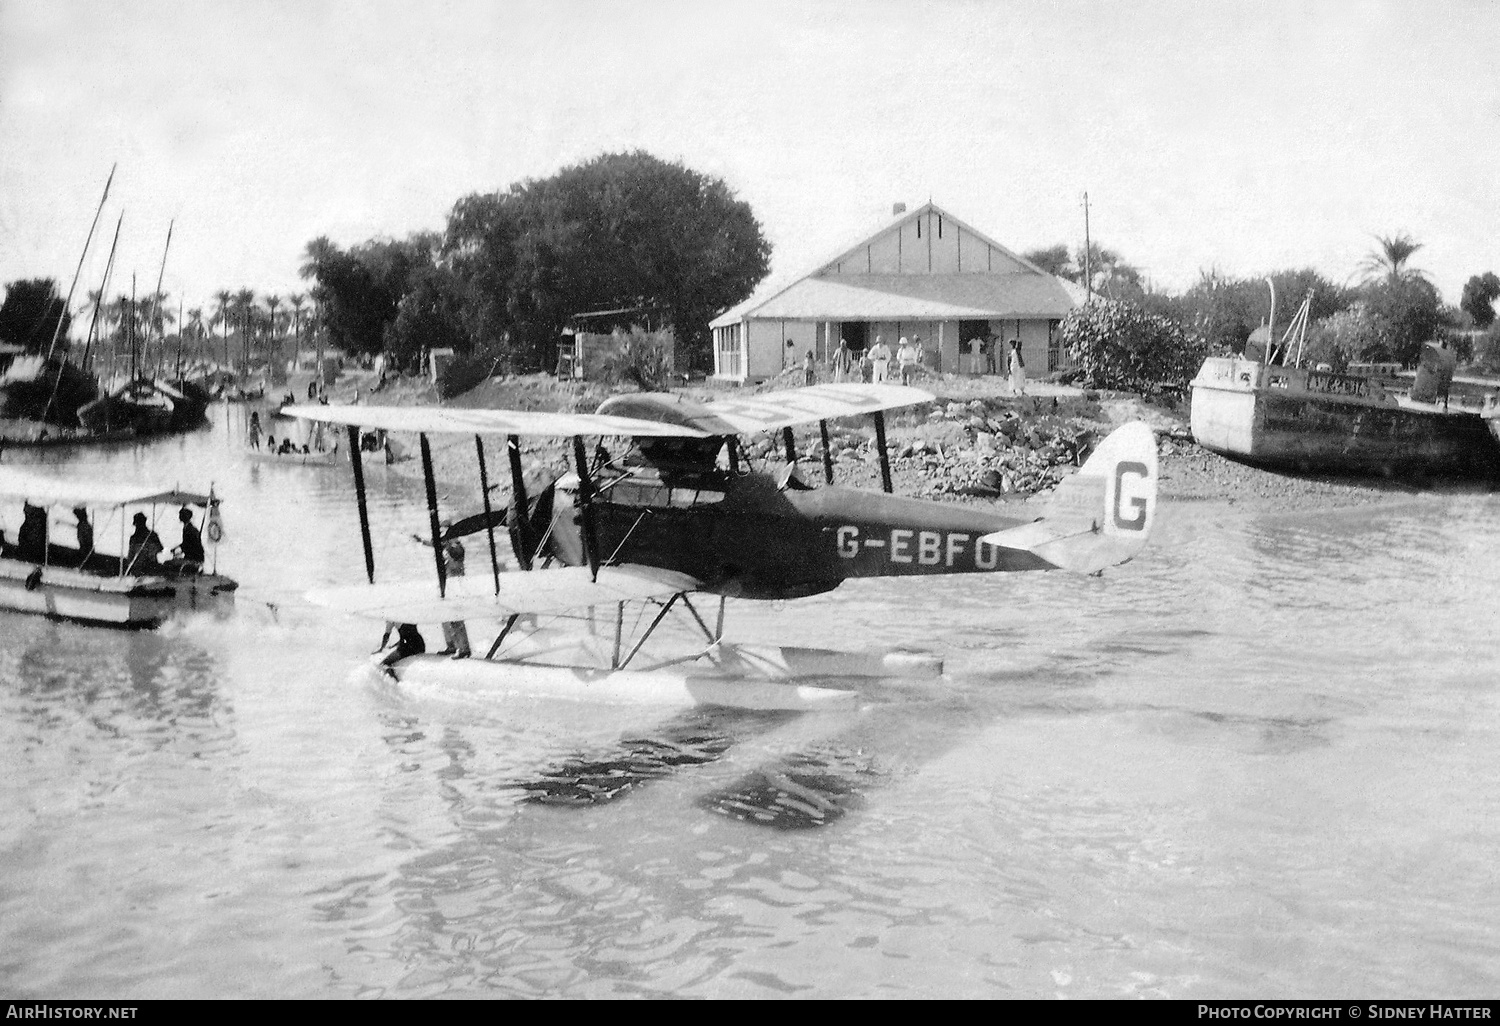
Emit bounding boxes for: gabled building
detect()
[710,202,1082,383]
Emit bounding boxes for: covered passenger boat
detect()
[0,467,237,628]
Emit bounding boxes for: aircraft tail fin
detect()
[978,420,1158,574]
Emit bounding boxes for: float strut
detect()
[620,593,680,671]
[782,426,797,465]
[484,613,520,660]
[347,424,375,583]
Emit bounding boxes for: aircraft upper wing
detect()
[306,563,702,623]
[682,383,934,435]
[284,404,712,439]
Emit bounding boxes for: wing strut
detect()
[572,435,601,580]
[419,433,446,597]
[346,424,376,583]
[873,410,893,493]
[818,419,835,485]
[474,435,503,592]
[781,426,797,464]
[506,433,532,571]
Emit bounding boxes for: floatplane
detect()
[289,382,1158,713]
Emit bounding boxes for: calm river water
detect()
[1,405,1497,999]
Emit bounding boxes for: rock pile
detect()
[740,393,1130,499]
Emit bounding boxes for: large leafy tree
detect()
[1020,244,1075,280]
[300,235,433,359]
[445,151,770,371]
[1460,272,1500,328]
[0,278,72,353]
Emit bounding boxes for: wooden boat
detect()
[1190,355,1500,478]
[245,442,339,466]
[0,468,237,628]
[77,376,175,436]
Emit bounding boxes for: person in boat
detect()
[278,437,295,455]
[174,507,205,568]
[248,410,262,450]
[73,508,94,560]
[127,512,164,573]
[17,502,47,563]
[411,519,471,659]
[377,622,426,678]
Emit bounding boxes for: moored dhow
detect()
[0,468,237,628]
[1190,355,1500,479]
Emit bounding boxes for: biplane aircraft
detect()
[289,383,1157,712]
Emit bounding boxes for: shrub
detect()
[1058,299,1207,398]
[596,327,674,391]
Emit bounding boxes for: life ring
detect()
[206,520,223,543]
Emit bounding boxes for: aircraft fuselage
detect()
[548,468,1048,600]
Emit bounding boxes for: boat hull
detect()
[1191,357,1500,478]
[244,447,338,466]
[0,557,236,628]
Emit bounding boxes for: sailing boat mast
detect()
[146,221,173,381]
[79,212,124,372]
[43,164,115,364]
[40,164,116,422]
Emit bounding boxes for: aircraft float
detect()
[289,382,1158,712]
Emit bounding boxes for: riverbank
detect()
[322,368,1436,517]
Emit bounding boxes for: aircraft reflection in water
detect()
[290,383,1160,827]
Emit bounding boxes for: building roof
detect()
[712,201,1079,327]
[715,272,1077,323]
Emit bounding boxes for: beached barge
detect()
[1190,356,1500,478]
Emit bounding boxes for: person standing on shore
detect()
[897,336,920,386]
[1009,337,1027,396]
[868,335,892,383]
[804,349,815,386]
[248,410,262,450]
[833,339,851,382]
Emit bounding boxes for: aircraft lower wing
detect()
[306,564,702,623]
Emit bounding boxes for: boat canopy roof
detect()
[0,467,215,510]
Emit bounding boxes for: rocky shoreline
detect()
[331,370,1450,518]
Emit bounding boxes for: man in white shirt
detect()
[868,335,892,383]
[897,336,920,385]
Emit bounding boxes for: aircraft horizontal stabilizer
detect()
[979,420,1158,574]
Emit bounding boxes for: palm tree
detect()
[233,288,256,371]
[213,289,233,374]
[288,292,307,369]
[185,307,204,370]
[1361,233,1426,284]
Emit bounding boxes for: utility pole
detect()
[1082,192,1093,304]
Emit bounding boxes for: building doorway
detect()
[958,319,990,375]
[840,321,868,354]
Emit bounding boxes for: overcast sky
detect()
[2,0,1496,321]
